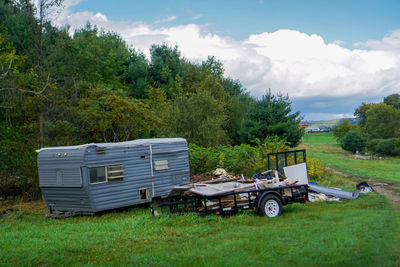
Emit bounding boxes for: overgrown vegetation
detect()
[188,136,289,176]
[0,1,303,199]
[189,136,326,181]
[367,138,400,156]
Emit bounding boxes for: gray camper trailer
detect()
[37,138,190,216]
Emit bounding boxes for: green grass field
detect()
[302,132,400,183]
[302,132,339,144]
[1,192,399,266]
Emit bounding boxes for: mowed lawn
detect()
[1,188,400,266]
[302,132,400,183]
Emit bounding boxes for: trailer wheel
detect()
[259,195,282,218]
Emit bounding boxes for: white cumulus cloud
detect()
[51,6,400,120]
[355,30,400,51]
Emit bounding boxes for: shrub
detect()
[188,144,221,174]
[188,136,289,176]
[341,131,366,154]
[366,138,400,156]
[189,139,326,181]
[307,157,327,181]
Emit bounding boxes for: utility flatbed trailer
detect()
[154,184,308,217]
[153,150,309,218]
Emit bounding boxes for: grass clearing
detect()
[302,132,400,183]
[302,132,339,144]
[1,174,400,266]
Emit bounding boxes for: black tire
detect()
[259,195,282,218]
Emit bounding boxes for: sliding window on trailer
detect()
[88,165,124,184]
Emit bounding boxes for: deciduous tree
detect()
[365,103,400,139]
[76,88,159,142]
[383,93,400,109]
[165,90,229,146]
[332,120,354,143]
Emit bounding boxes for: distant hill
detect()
[305,118,359,129]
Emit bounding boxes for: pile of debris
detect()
[308,192,339,202]
[308,181,373,202]
[352,151,387,160]
[184,168,302,197]
[172,168,293,210]
[185,165,374,203]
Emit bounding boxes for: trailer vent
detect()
[96,148,106,154]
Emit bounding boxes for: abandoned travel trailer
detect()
[36,138,190,216]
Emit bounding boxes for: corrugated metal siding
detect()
[38,148,85,165]
[84,145,128,166]
[61,168,82,186]
[85,141,190,212]
[38,139,190,213]
[84,144,143,211]
[38,149,84,187]
[152,141,190,196]
[87,151,153,212]
[41,187,92,212]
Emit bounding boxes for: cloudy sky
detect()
[48,0,400,120]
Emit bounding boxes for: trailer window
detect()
[107,165,123,182]
[89,165,124,184]
[89,167,106,184]
[154,159,168,171]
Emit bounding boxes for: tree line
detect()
[0,1,303,198]
[333,94,400,155]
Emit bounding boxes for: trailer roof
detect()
[36,138,187,152]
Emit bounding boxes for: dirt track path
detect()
[325,167,400,211]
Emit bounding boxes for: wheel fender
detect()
[257,191,282,210]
